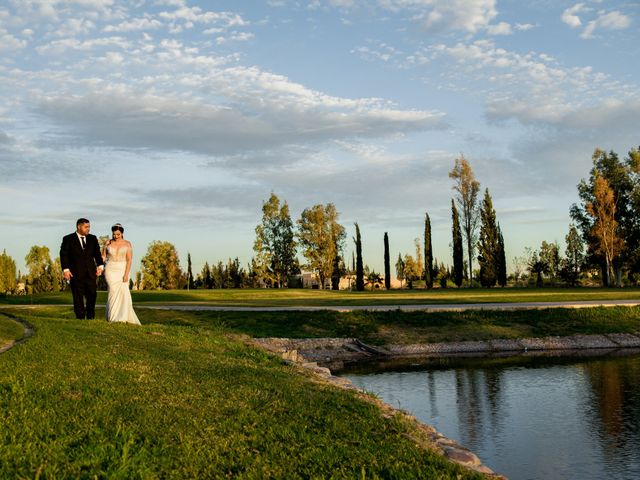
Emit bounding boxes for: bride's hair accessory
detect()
[111,223,124,234]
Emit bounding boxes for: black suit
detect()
[60,233,104,319]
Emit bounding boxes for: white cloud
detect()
[561,3,585,28]
[330,0,357,7]
[0,28,28,52]
[55,17,96,37]
[33,68,446,156]
[215,31,255,44]
[379,0,498,34]
[158,6,247,26]
[487,21,512,36]
[580,10,631,39]
[515,23,535,31]
[35,36,130,55]
[103,17,163,32]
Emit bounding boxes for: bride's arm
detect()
[124,242,133,282]
[102,239,110,261]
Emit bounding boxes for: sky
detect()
[1,0,639,277]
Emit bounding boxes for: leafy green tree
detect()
[477,189,499,287]
[212,261,225,289]
[201,262,212,289]
[571,147,639,286]
[354,223,364,291]
[384,232,391,290]
[435,261,448,288]
[527,248,549,288]
[539,241,561,285]
[140,241,183,290]
[224,257,245,288]
[25,245,58,293]
[395,253,405,289]
[297,203,346,289]
[414,238,423,282]
[424,213,434,289]
[451,200,464,287]
[331,253,344,290]
[254,193,298,288]
[628,147,640,280]
[96,235,110,291]
[0,250,17,294]
[449,155,480,285]
[403,254,420,289]
[561,224,585,286]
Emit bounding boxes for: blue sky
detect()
[1,0,638,277]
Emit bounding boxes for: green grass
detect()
[134,306,640,345]
[2,286,640,307]
[0,314,24,345]
[0,307,481,479]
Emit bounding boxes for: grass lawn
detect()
[0,307,482,479]
[2,286,640,307]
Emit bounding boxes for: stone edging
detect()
[0,312,35,354]
[255,333,640,365]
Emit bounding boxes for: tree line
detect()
[1,146,638,294]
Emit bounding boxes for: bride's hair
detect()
[111,223,124,234]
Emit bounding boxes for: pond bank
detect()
[255,332,640,478]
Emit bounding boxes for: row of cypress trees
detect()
[354,190,506,290]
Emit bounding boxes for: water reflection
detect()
[341,350,640,480]
[582,356,640,479]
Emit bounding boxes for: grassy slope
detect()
[0,307,480,479]
[2,286,640,307]
[134,306,640,345]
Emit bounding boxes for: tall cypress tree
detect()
[331,250,342,290]
[424,213,433,289]
[354,223,364,291]
[187,252,194,290]
[384,232,391,290]
[477,188,499,287]
[497,224,507,287]
[451,199,464,287]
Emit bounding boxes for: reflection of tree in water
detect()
[454,366,505,449]
[582,355,640,472]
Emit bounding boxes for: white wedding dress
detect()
[105,244,141,325]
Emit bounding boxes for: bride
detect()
[103,223,141,325]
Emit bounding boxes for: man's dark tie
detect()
[81,237,86,249]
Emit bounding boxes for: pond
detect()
[340,350,640,480]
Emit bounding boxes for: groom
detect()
[60,218,104,319]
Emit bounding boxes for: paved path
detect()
[0,312,34,354]
[139,299,640,312]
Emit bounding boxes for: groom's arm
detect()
[60,235,71,271]
[60,235,73,280]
